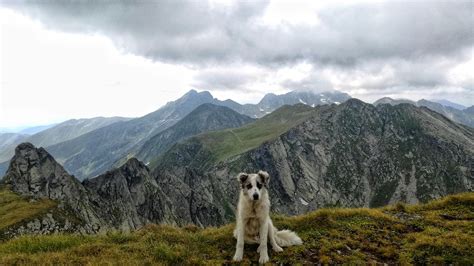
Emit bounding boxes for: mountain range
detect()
[2,91,471,181]
[0,89,349,180]
[374,97,474,128]
[1,98,472,235]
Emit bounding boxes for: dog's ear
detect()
[258,170,270,185]
[237,173,248,184]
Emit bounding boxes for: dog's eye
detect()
[246,184,252,189]
[256,182,262,189]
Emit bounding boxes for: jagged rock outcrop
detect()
[1,143,178,232]
[2,143,104,232]
[83,158,176,231]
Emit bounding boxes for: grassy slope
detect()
[201,104,315,162]
[0,192,472,265]
[150,104,315,168]
[0,187,56,233]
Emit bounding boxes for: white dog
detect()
[233,171,303,263]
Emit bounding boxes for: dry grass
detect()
[0,191,472,265]
[0,186,56,232]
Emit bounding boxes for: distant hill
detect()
[374,97,474,128]
[0,133,29,156]
[0,124,57,135]
[134,103,254,166]
[0,117,129,166]
[19,124,57,135]
[465,105,474,115]
[432,99,467,110]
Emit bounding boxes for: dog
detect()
[233,170,303,263]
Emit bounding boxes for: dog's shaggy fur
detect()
[233,171,302,263]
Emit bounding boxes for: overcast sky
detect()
[1,0,473,128]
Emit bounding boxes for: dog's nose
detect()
[253,194,259,200]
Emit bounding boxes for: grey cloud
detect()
[1,0,472,103]
[2,1,472,66]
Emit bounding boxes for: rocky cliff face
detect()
[83,158,176,230]
[1,143,177,232]
[153,99,474,225]
[2,143,104,232]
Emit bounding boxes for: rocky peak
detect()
[177,90,214,104]
[258,93,278,105]
[2,142,83,201]
[341,98,367,108]
[3,143,175,231]
[373,97,416,106]
[83,157,171,230]
[120,158,152,184]
[84,157,154,190]
[1,143,105,232]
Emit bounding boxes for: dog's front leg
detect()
[233,218,245,261]
[258,219,269,264]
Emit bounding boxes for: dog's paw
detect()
[273,245,283,252]
[233,250,243,261]
[259,252,270,264]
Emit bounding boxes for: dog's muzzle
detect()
[253,194,259,200]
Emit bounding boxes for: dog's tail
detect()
[275,229,303,247]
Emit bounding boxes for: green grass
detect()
[0,192,472,264]
[0,186,56,232]
[197,104,315,162]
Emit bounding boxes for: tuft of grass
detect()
[0,192,472,264]
[0,186,56,232]
[0,234,90,254]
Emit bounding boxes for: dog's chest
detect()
[243,206,261,237]
[245,217,260,238]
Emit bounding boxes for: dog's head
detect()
[237,171,270,201]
